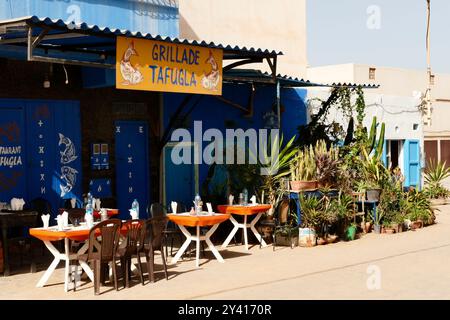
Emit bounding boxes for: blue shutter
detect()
[404,140,421,189]
[382,139,387,167]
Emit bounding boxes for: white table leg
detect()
[243,215,249,250]
[36,241,62,288]
[195,226,200,268]
[76,241,94,282]
[204,224,224,263]
[221,215,240,249]
[64,239,71,292]
[171,225,192,264]
[250,212,267,247]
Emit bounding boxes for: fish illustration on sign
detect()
[0,122,20,144]
[60,166,78,197]
[120,41,144,85]
[59,133,78,164]
[201,50,220,91]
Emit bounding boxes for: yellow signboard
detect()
[116,36,223,95]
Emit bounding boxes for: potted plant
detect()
[298,195,322,247]
[327,192,354,241]
[290,146,318,191]
[314,140,340,189]
[274,224,299,248]
[371,208,384,234]
[424,159,450,206]
[258,134,297,213]
[383,221,395,234]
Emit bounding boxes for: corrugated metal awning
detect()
[223,70,379,88]
[0,16,282,66]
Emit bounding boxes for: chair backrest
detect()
[123,219,146,253]
[87,219,122,261]
[62,198,83,209]
[28,198,52,216]
[277,197,290,225]
[150,203,166,218]
[59,208,86,223]
[146,216,168,250]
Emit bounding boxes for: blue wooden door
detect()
[115,121,150,219]
[404,140,421,188]
[164,144,196,211]
[0,101,26,203]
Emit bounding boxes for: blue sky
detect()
[307,0,450,73]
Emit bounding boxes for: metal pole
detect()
[276,80,281,128]
[426,0,432,126]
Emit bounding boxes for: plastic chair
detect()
[150,203,183,260]
[76,219,122,295]
[142,216,169,282]
[116,219,146,288]
[272,197,297,250]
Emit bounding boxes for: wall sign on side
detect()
[116,36,223,95]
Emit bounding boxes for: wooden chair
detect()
[76,219,122,295]
[116,219,146,288]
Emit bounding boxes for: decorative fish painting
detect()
[60,165,78,197]
[59,133,78,164]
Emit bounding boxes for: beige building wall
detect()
[308,64,450,136]
[179,0,307,77]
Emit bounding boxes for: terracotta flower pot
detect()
[410,220,423,230]
[385,228,395,234]
[364,221,372,233]
[290,180,318,192]
[326,234,338,244]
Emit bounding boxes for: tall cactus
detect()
[363,117,385,160]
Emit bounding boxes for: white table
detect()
[30,226,94,292]
[218,204,272,250]
[168,213,230,268]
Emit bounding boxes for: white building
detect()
[308,64,450,188]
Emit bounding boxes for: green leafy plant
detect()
[314,140,341,187]
[256,134,297,211]
[425,160,450,185]
[290,145,316,181]
[424,160,450,199]
[299,195,323,230]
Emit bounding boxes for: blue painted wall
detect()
[0,0,179,36]
[0,99,82,218]
[162,83,307,200]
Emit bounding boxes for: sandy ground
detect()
[1,205,450,300]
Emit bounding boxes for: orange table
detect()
[167,213,230,268]
[30,220,126,292]
[30,225,94,292]
[217,204,271,250]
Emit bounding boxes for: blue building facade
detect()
[0,0,179,36]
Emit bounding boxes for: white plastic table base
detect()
[171,223,224,268]
[221,212,267,250]
[36,238,94,292]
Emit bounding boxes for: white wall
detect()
[308,64,450,137]
[179,0,308,77]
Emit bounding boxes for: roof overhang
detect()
[0,16,282,82]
